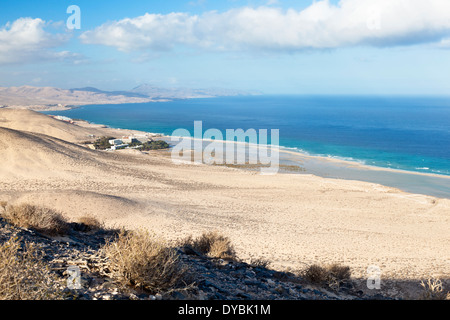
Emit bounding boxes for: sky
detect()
[1,0,450,95]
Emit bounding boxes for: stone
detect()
[171,291,186,300]
[266,279,276,286]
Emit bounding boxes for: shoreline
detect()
[63,116,450,199]
[279,147,450,180]
[72,116,450,180]
[171,134,450,180]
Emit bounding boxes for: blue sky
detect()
[1,0,450,95]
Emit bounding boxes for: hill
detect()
[0,126,104,178]
[0,85,153,110]
[0,85,256,110]
[130,84,253,99]
[0,108,109,142]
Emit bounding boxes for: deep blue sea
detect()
[44,95,450,177]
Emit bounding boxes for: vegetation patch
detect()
[93,136,115,150]
[249,257,271,269]
[302,263,351,289]
[140,140,170,151]
[73,215,104,232]
[420,278,450,300]
[181,231,236,260]
[0,235,63,300]
[102,229,191,294]
[1,203,69,236]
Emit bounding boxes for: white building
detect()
[109,139,123,146]
[122,136,140,144]
[111,144,129,150]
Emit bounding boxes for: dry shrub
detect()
[250,258,271,269]
[77,215,103,232]
[328,263,351,281]
[0,235,63,300]
[1,204,69,236]
[303,264,330,284]
[182,231,236,260]
[420,279,449,300]
[209,238,235,260]
[0,201,7,211]
[102,230,189,293]
[303,263,351,288]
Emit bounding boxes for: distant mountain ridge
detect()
[0,84,255,110]
[130,84,253,99]
[0,85,153,110]
[70,87,149,99]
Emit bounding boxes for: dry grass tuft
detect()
[1,204,69,236]
[303,263,351,289]
[76,215,103,232]
[181,231,236,260]
[102,229,190,294]
[420,278,449,300]
[0,201,7,211]
[249,258,271,269]
[328,263,351,281]
[303,264,330,284]
[0,235,63,300]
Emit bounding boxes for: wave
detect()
[278,143,450,177]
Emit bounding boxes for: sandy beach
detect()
[0,108,449,299]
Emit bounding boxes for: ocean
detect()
[44,95,450,174]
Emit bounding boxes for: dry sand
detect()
[0,108,448,299]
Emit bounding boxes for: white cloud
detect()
[0,17,76,64]
[437,38,450,49]
[80,0,450,53]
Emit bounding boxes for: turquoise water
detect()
[44,95,450,177]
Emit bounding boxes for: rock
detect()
[129,293,139,300]
[197,290,207,300]
[266,279,276,286]
[273,271,287,280]
[101,281,115,290]
[257,282,269,290]
[214,292,228,300]
[274,285,287,295]
[236,291,253,299]
[171,291,186,300]
[245,270,256,278]
[243,279,259,286]
[313,289,322,296]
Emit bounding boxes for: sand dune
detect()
[0,108,108,142]
[0,127,110,181]
[0,110,449,299]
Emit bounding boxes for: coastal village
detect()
[50,115,168,151]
